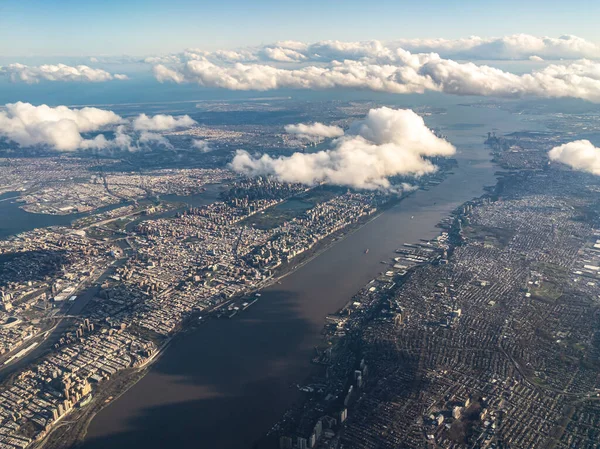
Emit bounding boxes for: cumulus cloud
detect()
[112,126,134,150]
[138,131,173,148]
[548,140,600,174]
[152,57,437,92]
[392,34,600,61]
[143,54,183,65]
[260,47,307,63]
[132,113,196,131]
[145,35,600,69]
[0,102,123,151]
[147,48,261,65]
[0,63,128,83]
[294,40,395,63]
[192,139,213,152]
[0,103,198,152]
[212,49,259,63]
[264,35,600,62]
[153,64,187,83]
[145,34,600,102]
[152,55,600,103]
[230,107,455,190]
[284,122,344,139]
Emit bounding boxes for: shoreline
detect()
[33,335,174,449]
[268,152,502,446]
[36,185,427,449]
[37,167,459,449]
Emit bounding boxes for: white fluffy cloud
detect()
[0,63,128,83]
[231,107,455,190]
[143,54,183,65]
[192,139,213,152]
[147,34,600,103]
[391,34,600,60]
[548,140,600,175]
[153,64,187,84]
[0,103,198,152]
[260,47,307,63]
[278,40,395,63]
[138,131,173,148]
[153,56,600,103]
[146,34,600,69]
[133,113,196,131]
[284,122,344,139]
[153,57,435,92]
[286,34,600,62]
[0,102,123,151]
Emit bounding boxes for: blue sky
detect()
[1,0,600,57]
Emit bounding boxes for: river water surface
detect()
[80,106,536,449]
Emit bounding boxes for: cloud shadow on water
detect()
[80,290,320,449]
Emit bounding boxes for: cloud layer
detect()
[133,113,196,131]
[0,63,128,83]
[0,102,122,151]
[152,52,600,103]
[390,34,600,61]
[284,122,344,138]
[148,35,600,66]
[230,107,455,190]
[0,103,196,152]
[548,140,600,175]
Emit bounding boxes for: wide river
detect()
[80,106,534,449]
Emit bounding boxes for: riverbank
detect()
[70,102,529,449]
[271,172,503,446]
[35,184,424,449]
[33,332,174,449]
[77,140,502,449]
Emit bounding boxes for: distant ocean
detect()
[0,73,478,112]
